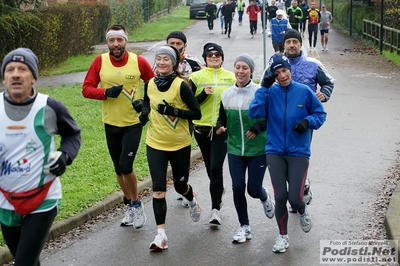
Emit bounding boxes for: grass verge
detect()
[0,5,199,246]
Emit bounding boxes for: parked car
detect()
[190,0,208,19]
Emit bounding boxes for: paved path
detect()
[2,5,400,265]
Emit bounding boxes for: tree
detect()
[0,0,41,36]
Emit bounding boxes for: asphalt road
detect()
[3,7,400,266]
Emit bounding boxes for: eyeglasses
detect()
[206,51,221,57]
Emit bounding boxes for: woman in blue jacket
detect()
[249,54,326,253]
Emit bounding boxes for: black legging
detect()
[267,154,309,236]
[1,207,58,266]
[224,17,233,35]
[207,16,214,30]
[194,130,227,210]
[308,24,318,48]
[104,123,142,175]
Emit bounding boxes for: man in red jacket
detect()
[82,24,154,228]
[246,0,260,38]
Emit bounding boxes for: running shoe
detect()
[209,208,222,225]
[120,204,134,226]
[189,194,202,222]
[232,225,252,243]
[273,235,289,253]
[299,208,312,233]
[176,194,184,200]
[132,202,146,229]
[149,233,168,250]
[182,197,189,208]
[261,188,275,219]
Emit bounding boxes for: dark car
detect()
[190,0,208,19]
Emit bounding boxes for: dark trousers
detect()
[224,17,233,35]
[228,154,267,226]
[308,23,318,48]
[194,130,227,210]
[249,20,258,34]
[1,207,58,266]
[207,16,214,30]
[267,154,309,236]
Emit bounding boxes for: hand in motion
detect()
[204,86,213,95]
[105,85,123,98]
[132,99,143,113]
[157,100,178,116]
[44,151,68,176]
[293,119,309,134]
[263,74,277,88]
[139,113,149,126]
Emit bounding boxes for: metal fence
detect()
[362,19,400,54]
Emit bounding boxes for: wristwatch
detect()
[173,108,179,116]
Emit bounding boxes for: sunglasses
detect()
[206,51,222,57]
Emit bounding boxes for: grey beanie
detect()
[234,53,255,73]
[1,48,39,80]
[155,46,178,66]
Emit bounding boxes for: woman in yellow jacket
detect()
[141,45,202,250]
[188,42,235,226]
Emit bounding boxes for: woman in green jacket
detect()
[216,54,275,243]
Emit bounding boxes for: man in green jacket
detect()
[287,0,303,31]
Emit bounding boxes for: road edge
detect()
[0,149,203,265]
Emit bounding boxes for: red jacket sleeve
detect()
[82,54,155,100]
[82,55,105,100]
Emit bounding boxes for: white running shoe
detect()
[209,208,222,225]
[309,47,313,52]
[149,233,168,250]
[303,183,313,205]
[232,225,252,243]
[261,188,275,219]
[313,47,316,52]
[120,204,134,226]
[325,46,328,51]
[176,193,184,200]
[299,208,312,233]
[182,197,189,207]
[132,202,146,229]
[273,235,289,253]
[189,194,202,222]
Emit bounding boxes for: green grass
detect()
[40,53,103,76]
[39,6,196,77]
[0,5,200,247]
[381,50,400,67]
[41,86,150,220]
[129,6,196,42]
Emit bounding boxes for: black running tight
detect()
[1,207,58,266]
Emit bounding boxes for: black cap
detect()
[202,42,224,62]
[166,31,187,44]
[284,29,302,45]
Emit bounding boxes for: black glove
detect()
[132,99,143,113]
[105,85,123,98]
[248,122,265,135]
[293,119,309,134]
[263,74,276,88]
[44,151,68,176]
[157,100,178,116]
[139,113,149,126]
